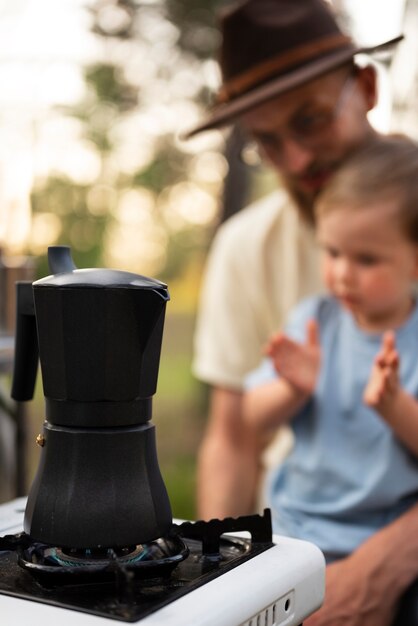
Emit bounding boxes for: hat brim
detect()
[184,35,402,139]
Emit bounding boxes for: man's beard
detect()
[280,158,345,227]
[280,136,380,226]
[280,174,317,227]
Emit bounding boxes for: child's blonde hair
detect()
[315,134,418,244]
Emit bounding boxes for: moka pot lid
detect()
[34,268,168,292]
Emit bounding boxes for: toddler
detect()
[244,135,418,561]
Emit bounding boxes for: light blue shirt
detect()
[246,296,418,559]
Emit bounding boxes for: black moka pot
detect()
[11,246,172,549]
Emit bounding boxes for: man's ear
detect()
[355,64,378,112]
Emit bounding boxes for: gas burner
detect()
[45,545,144,566]
[0,511,277,622]
[17,533,189,585]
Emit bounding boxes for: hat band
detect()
[217,33,353,104]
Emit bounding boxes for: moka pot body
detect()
[12,247,172,548]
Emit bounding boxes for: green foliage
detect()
[161,456,197,520]
[130,140,187,192]
[89,0,138,39]
[29,0,224,279]
[31,176,110,276]
[165,0,228,58]
[85,64,138,111]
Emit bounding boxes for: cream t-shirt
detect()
[193,190,323,389]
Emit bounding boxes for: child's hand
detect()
[265,319,321,395]
[364,331,400,410]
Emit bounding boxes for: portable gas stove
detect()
[1,249,325,624]
[0,498,325,626]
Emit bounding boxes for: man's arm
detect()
[305,502,418,626]
[196,386,265,520]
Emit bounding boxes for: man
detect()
[189,0,398,520]
[186,1,418,625]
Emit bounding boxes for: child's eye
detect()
[325,247,339,258]
[356,254,378,266]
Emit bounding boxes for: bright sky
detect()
[343,0,405,43]
[0,0,98,109]
[0,0,95,61]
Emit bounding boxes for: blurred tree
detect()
[30,0,228,280]
[165,0,224,59]
[27,0,232,519]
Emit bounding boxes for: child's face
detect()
[317,201,418,331]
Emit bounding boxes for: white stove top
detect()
[0,499,325,626]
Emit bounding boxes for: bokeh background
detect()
[0,0,418,518]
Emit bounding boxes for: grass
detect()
[161,455,197,521]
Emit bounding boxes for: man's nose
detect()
[278,136,313,174]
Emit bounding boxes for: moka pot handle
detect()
[11,282,39,401]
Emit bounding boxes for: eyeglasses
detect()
[239,73,357,167]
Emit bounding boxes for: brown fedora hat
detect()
[185,0,402,138]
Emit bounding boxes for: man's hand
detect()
[364,331,399,410]
[305,501,418,626]
[265,319,320,394]
[305,554,397,626]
